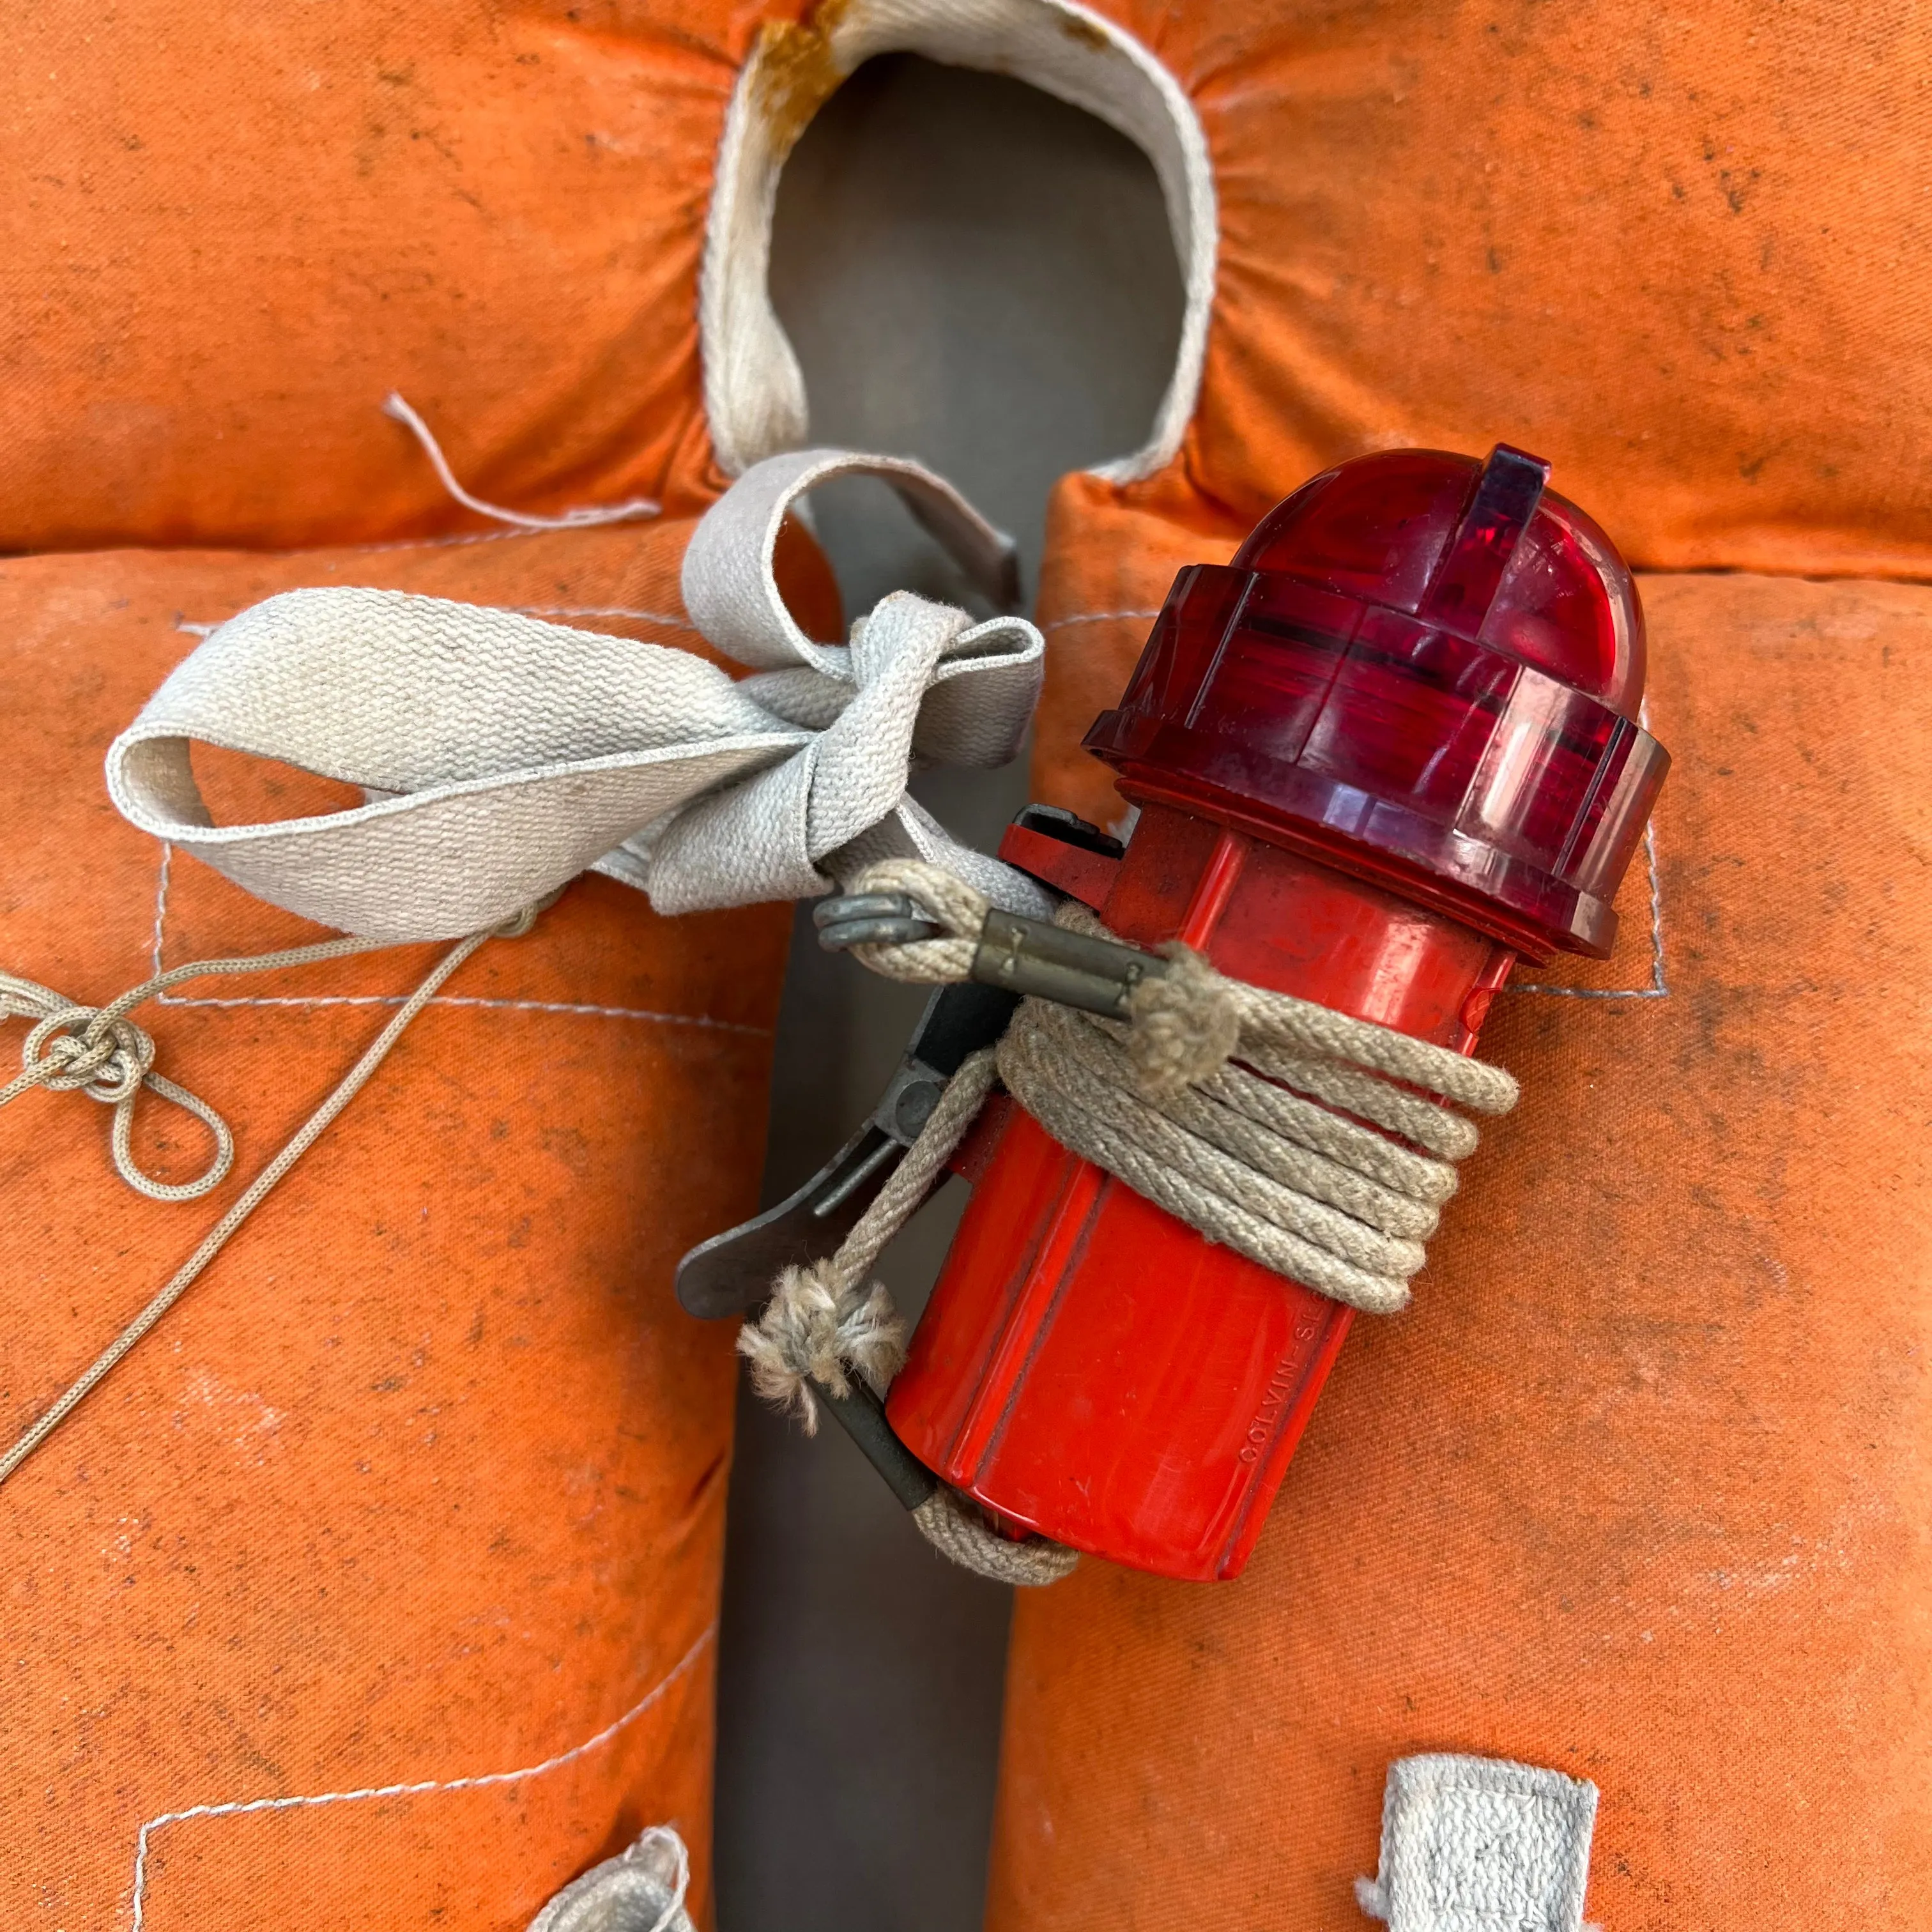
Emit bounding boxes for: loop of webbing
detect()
[6,453,1054,1514]
[104,450,1050,942]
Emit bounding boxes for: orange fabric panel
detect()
[0,518,836,1928]
[13,0,1926,569]
[0,0,772,553]
[1089,0,1932,576]
[992,569,1932,1929]
[1029,471,1245,832]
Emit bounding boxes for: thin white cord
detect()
[383,392,659,530]
[0,916,527,1490]
[1,931,396,1202]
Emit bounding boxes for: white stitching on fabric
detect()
[172,526,557,569]
[148,845,772,1035]
[127,1623,716,1931]
[341,526,541,554]
[1039,608,1161,631]
[1509,818,1669,1002]
[148,843,172,979]
[1510,691,1669,1002]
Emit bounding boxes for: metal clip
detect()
[812,892,938,952]
[673,979,1015,1515]
[673,979,1016,1320]
[969,907,1167,1019]
[815,892,1168,1023]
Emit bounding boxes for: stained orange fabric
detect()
[1084,0,1932,577]
[0,518,838,1929]
[983,0,1932,816]
[0,0,765,552]
[1008,6,1932,1919]
[1002,569,1932,1928]
[7,1,1929,569]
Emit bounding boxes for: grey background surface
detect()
[710,54,1183,1932]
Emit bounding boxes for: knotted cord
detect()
[845,857,1517,1314]
[739,857,1521,1582]
[737,1043,1079,1586]
[0,910,537,1489]
[0,932,397,1203]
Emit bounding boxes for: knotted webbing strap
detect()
[6,453,1052,1491]
[107,449,1050,941]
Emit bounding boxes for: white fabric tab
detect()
[1355,1755,1599,1932]
[106,451,1049,940]
[526,1824,693,1932]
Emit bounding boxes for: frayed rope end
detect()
[736,1259,908,1432]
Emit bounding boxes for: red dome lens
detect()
[1085,446,1667,959]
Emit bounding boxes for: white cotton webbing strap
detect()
[0,916,526,1491]
[1356,1756,1600,1932]
[105,449,1050,942]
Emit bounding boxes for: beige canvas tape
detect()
[1356,1756,1600,1932]
[106,449,1050,941]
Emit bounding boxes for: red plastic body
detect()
[887,447,1667,1580]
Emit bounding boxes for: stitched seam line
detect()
[1040,608,1161,631]
[128,1621,716,1929]
[150,845,770,1034]
[1510,774,1669,1001]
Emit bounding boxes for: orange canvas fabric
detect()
[0,0,765,553]
[1008,0,1932,822]
[1080,0,1932,578]
[6,0,1928,570]
[999,568,1932,1928]
[1004,5,1932,1920]
[1030,475,1246,832]
[0,518,838,1928]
